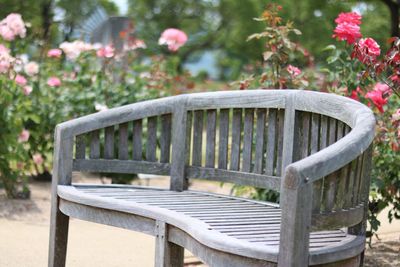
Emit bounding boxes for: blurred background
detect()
[0,0,395,81]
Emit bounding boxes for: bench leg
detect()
[48,196,70,267]
[155,221,184,267]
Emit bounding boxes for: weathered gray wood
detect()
[132,119,143,160]
[265,109,277,176]
[186,166,281,190]
[276,110,285,176]
[118,123,129,160]
[154,221,184,267]
[218,109,229,169]
[205,109,217,168]
[311,113,322,213]
[146,116,158,162]
[73,159,170,175]
[192,110,203,166]
[104,126,114,159]
[242,109,254,173]
[75,134,86,159]
[160,114,172,163]
[280,94,296,176]
[89,130,100,159]
[230,108,242,171]
[254,109,266,174]
[278,167,313,267]
[170,106,189,191]
[323,118,338,212]
[50,90,376,267]
[49,128,73,267]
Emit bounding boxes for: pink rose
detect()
[15,74,27,86]
[392,109,400,121]
[0,24,15,41]
[47,48,62,58]
[286,64,302,77]
[47,77,61,87]
[0,50,13,73]
[158,28,188,52]
[332,22,362,44]
[4,13,26,38]
[24,61,39,76]
[0,44,9,54]
[32,153,44,165]
[355,38,380,63]
[334,12,361,25]
[365,89,387,113]
[96,45,114,58]
[18,129,29,142]
[23,85,32,96]
[374,82,391,96]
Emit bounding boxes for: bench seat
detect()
[58,184,365,266]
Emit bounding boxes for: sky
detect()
[112,0,128,15]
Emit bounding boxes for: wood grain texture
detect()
[254,109,266,174]
[192,110,204,166]
[265,109,277,176]
[205,109,217,168]
[230,108,242,171]
[160,114,172,163]
[218,109,230,169]
[75,134,86,159]
[89,130,100,159]
[104,126,114,159]
[132,119,143,160]
[118,123,129,160]
[146,116,158,162]
[242,109,254,173]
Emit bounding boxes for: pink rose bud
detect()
[23,85,32,95]
[15,74,27,86]
[158,28,188,52]
[47,76,61,87]
[32,153,44,165]
[18,129,30,142]
[24,61,39,76]
[47,48,62,58]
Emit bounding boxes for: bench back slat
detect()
[104,126,115,159]
[205,110,217,168]
[253,109,266,174]
[132,119,143,160]
[230,108,242,171]
[118,123,129,160]
[192,110,204,166]
[218,109,230,169]
[89,130,100,159]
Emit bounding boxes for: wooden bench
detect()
[48,90,375,267]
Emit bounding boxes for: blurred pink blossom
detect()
[15,74,27,86]
[47,77,61,87]
[158,28,188,52]
[96,45,114,58]
[392,109,400,121]
[23,85,32,96]
[0,13,26,41]
[365,89,387,113]
[332,22,362,44]
[60,40,93,60]
[0,49,13,73]
[334,12,361,25]
[374,82,391,96]
[24,61,39,76]
[0,44,9,54]
[18,129,29,142]
[355,38,380,63]
[32,153,44,165]
[124,39,146,51]
[47,48,62,58]
[286,65,302,77]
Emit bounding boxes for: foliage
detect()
[0,13,192,198]
[235,6,399,238]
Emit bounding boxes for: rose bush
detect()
[237,6,399,239]
[0,13,192,198]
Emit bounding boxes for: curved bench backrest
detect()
[53,90,375,231]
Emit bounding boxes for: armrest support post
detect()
[278,166,313,267]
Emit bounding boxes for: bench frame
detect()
[48,90,375,267]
